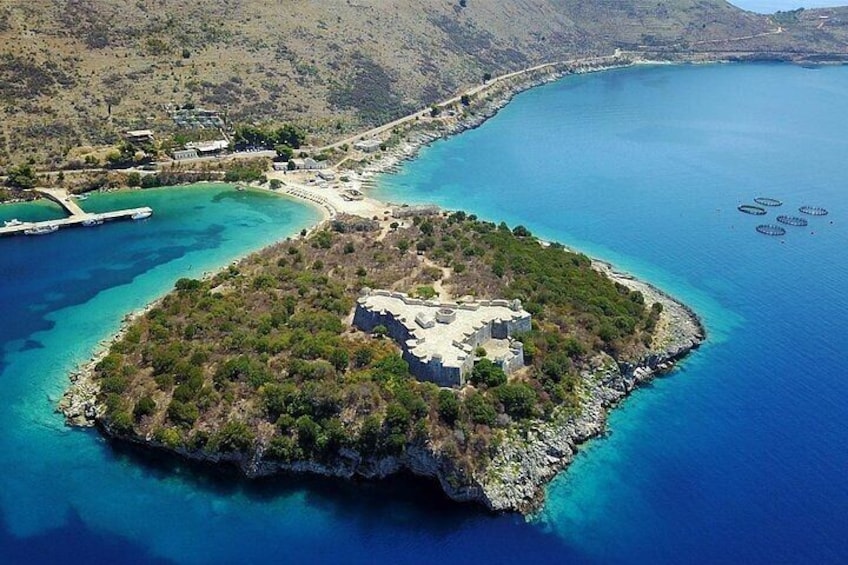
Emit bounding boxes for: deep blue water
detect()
[1,64,847,563]
[374,63,848,563]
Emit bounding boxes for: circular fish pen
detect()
[756,224,786,236]
[777,215,808,227]
[799,206,829,216]
[738,204,767,215]
[754,197,783,207]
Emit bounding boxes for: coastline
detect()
[60,55,706,514]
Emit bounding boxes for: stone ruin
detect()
[353,288,532,387]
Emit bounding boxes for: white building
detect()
[354,139,383,153]
[186,139,229,154]
[172,149,199,160]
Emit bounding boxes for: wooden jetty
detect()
[0,188,152,237]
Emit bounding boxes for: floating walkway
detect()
[0,188,152,237]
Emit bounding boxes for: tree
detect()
[133,396,156,421]
[275,144,294,161]
[430,105,441,118]
[470,358,507,388]
[437,390,459,424]
[167,399,199,427]
[482,72,493,82]
[460,94,471,106]
[296,415,320,451]
[353,347,373,368]
[494,383,537,419]
[329,348,349,372]
[269,179,282,191]
[215,420,255,452]
[465,392,496,426]
[5,163,37,189]
[127,172,142,187]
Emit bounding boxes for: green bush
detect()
[470,358,506,388]
[437,390,459,424]
[296,415,320,451]
[167,399,199,427]
[133,395,156,420]
[214,420,255,453]
[494,383,537,420]
[267,435,299,462]
[464,392,496,426]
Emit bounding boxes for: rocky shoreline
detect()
[476,267,705,512]
[352,55,640,187]
[61,231,704,515]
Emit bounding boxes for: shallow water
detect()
[1,64,847,563]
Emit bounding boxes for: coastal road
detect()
[317,52,624,153]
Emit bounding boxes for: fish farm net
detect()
[777,215,808,227]
[754,197,783,207]
[738,204,767,215]
[799,206,828,216]
[756,224,786,236]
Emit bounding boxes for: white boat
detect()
[131,210,153,221]
[71,194,89,201]
[3,219,24,227]
[82,215,104,227]
[24,224,59,235]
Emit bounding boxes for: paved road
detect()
[317,52,623,152]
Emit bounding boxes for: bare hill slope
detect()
[0,1,844,165]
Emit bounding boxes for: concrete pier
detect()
[0,188,152,237]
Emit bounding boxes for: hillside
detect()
[0,0,811,167]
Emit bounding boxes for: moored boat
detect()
[3,219,24,227]
[82,215,104,227]
[131,210,153,221]
[24,224,59,235]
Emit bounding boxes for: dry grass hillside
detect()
[0,1,844,166]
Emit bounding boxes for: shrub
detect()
[133,395,156,420]
[465,392,496,426]
[109,411,134,434]
[266,435,298,462]
[494,383,537,420]
[470,358,507,388]
[437,390,459,424]
[167,399,199,427]
[214,420,255,453]
[154,427,182,448]
[296,415,320,451]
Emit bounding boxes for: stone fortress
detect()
[353,288,532,387]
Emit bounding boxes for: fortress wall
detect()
[500,342,526,374]
[354,292,532,388]
[465,323,493,350]
[505,314,532,335]
[356,302,463,386]
[402,351,463,387]
[353,303,414,345]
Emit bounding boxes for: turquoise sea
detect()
[1,64,847,563]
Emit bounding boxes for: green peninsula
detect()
[64,212,703,512]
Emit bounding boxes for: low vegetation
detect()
[93,213,662,480]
